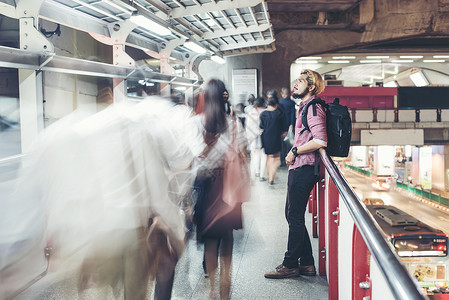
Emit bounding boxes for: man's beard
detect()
[292,88,308,100]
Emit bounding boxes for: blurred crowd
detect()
[1,79,296,300]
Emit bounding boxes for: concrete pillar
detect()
[431,145,449,193]
[19,69,44,153]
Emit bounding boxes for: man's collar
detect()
[299,95,315,109]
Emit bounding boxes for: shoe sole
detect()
[299,272,316,276]
[264,273,300,279]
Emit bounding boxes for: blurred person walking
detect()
[194,79,248,299]
[279,87,296,167]
[245,97,267,180]
[259,95,285,186]
[264,69,327,279]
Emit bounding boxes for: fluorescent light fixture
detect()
[366,56,389,59]
[391,60,413,63]
[211,55,225,64]
[332,56,356,59]
[295,60,318,64]
[423,59,445,63]
[130,15,171,36]
[384,81,397,87]
[184,41,207,54]
[400,55,423,59]
[433,55,449,58]
[297,56,322,60]
[410,71,429,87]
[360,60,381,63]
[328,60,350,64]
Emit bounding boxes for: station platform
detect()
[15,167,328,300]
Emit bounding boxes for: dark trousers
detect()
[280,140,290,167]
[282,165,318,268]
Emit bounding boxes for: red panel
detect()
[318,162,326,276]
[371,96,394,108]
[319,86,397,109]
[349,96,370,108]
[352,226,371,300]
[320,86,398,97]
[328,176,339,300]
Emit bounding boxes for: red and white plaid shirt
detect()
[289,95,327,170]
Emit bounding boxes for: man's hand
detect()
[285,150,296,165]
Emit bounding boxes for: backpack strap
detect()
[300,97,327,134]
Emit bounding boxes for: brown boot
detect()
[264,264,300,279]
[299,264,316,276]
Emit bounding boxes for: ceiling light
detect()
[295,60,318,64]
[328,60,350,64]
[211,55,225,64]
[360,60,381,63]
[433,55,449,58]
[332,56,356,59]
[391,60,413,63]
[297,57,322,60]
[409,71,429,87]
[184,41,207,54]
[130,15,171,36]
[366,56,389,59]
[400,55,423,59]
[423,59,445,63]
[383,81,397,87]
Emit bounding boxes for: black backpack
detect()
[301,97,351,157]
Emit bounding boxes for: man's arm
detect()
[285,140,324,165]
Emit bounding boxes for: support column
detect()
[19,70,44,153]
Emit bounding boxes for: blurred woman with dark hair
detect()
[260,96,285,185]
[194,79,247,299]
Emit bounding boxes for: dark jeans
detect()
[282,165,318,268]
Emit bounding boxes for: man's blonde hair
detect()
[301,69,324,96]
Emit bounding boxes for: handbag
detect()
[222,118,250,206]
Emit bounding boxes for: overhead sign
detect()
[361,129,424,146]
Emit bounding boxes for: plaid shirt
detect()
[289,95,327,170]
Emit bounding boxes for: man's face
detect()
[292,73,310,100]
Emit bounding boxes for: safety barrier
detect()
[310,149,427,300]
[396,181,449,207]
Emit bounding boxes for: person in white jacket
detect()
[245,96,267,181]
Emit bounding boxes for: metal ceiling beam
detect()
[169,0,263,19]
[39,0,110,36]
[201,23,269,40]
[206,12,224,30]
[220,10,236,29]
[223,44,275,56]
[234,8,247,27]
[219,38,274,51]
[248,7,258,26]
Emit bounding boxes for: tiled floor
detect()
[16,167,328,300]
[171,167,328,300]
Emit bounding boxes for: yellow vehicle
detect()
[363,198,385,205]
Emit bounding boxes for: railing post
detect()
[352,226,371,300]
[308,187,313,213]
[311,186,318,238]
[394,108,399,122]
[327,173,339,300]
[437,108,442,122]
[415,108,420,122]
[318,161,326,276]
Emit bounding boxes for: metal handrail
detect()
[319,148,427,300]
